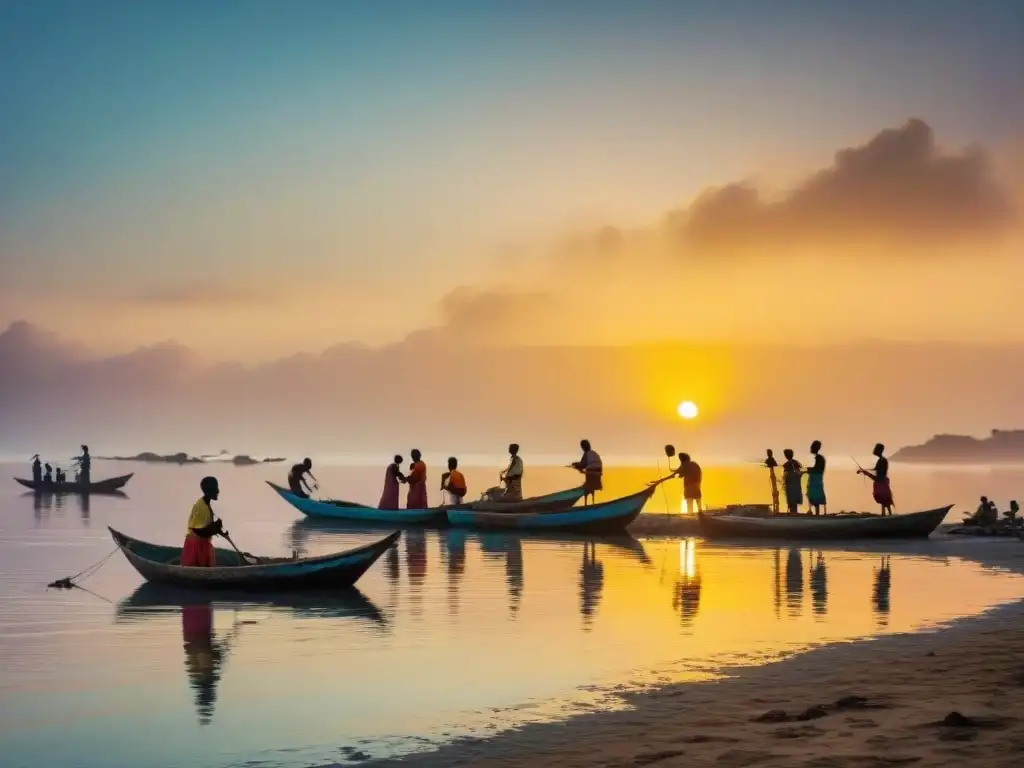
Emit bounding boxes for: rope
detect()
[47,546,119,590]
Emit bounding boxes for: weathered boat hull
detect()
[446,486,656,533]
[697,505,953,541]
[14,472,134,495]
[268,482,587,525]
[109,527,400,590]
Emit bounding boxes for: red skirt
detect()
[872,479,894,506]
[182,533,216,567]
[406,481,429,510]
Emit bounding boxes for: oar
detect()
[218,529,258,565]
[657,444,674,512]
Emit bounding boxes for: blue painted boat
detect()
[267,481,586,525]
[108,527,400,591]
[446,485,657,533]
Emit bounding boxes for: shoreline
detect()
[353,537,1024,768]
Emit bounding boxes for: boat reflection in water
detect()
[26,489,126,523]
[114,583,388,724]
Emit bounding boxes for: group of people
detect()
[762,442,895,516]
[29,445,91,487]
[965,496,1021,527]
[284,440,605,512]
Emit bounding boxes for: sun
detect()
[677,400,699,420]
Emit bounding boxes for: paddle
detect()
[219,530,259,565]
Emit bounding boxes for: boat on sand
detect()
[697,505,953,541]
[108,527,400,591]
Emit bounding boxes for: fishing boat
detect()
[446,485,657,534]
[14,472,134,494]
[114,582,388,627]
[697,505,953,541]
[267,481,586,525]
[108,527,400,590]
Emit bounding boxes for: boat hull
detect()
[267,482,449,524]
[109,527,400,591]
[14,473,134,495]
[268,482,586,525]
[446,486,656,533]
[697,505,953,541]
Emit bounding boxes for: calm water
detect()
[2,461,1024,768]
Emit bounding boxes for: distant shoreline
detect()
[893,429,1024,464]
[96,451,287,466]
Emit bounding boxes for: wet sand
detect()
[361,538,1024,768]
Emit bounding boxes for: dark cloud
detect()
[667,118,1016,254]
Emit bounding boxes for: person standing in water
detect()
[782,449,803,514]
[858,443,894,516]
[441,456,467,505]
[378,455,406,510]
[806,441,827,515]
[572,440,604,505]
[182,476,223,568]
[406,449,429,509]
[764,449,780,515]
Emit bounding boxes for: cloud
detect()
[667,118,1016,255]
[124,282,271,306]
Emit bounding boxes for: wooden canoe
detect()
[14,472,134,494]
[108,526,400,591]
[697,505,953,541]
[446,485,657,534]
[113,582,388,627]
[267,481,586,525]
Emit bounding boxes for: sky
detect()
[2,1,1023,456]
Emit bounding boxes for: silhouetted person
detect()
[572,439,603,505]
[43,463,53,484]
[288,458,316,498]
[378,455,406,510]
[662,452,703,514]
[782,449,803,514]
[499,443,524,501]
[806,441,827,515]
[965,496,998,526]
[858,443,894,515]
[1006,500,1020,524]
[31,454,42,484]
[764,449,780,514]
[441,456,467,505]
[183,476,222,567]
[406,449,428,509]
[54,466,64,485]
[74,445,91,485]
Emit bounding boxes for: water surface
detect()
[2,462,1023,768]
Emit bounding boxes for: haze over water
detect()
[2,463,1023,767]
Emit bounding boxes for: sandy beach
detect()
[360,537,1024,768]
